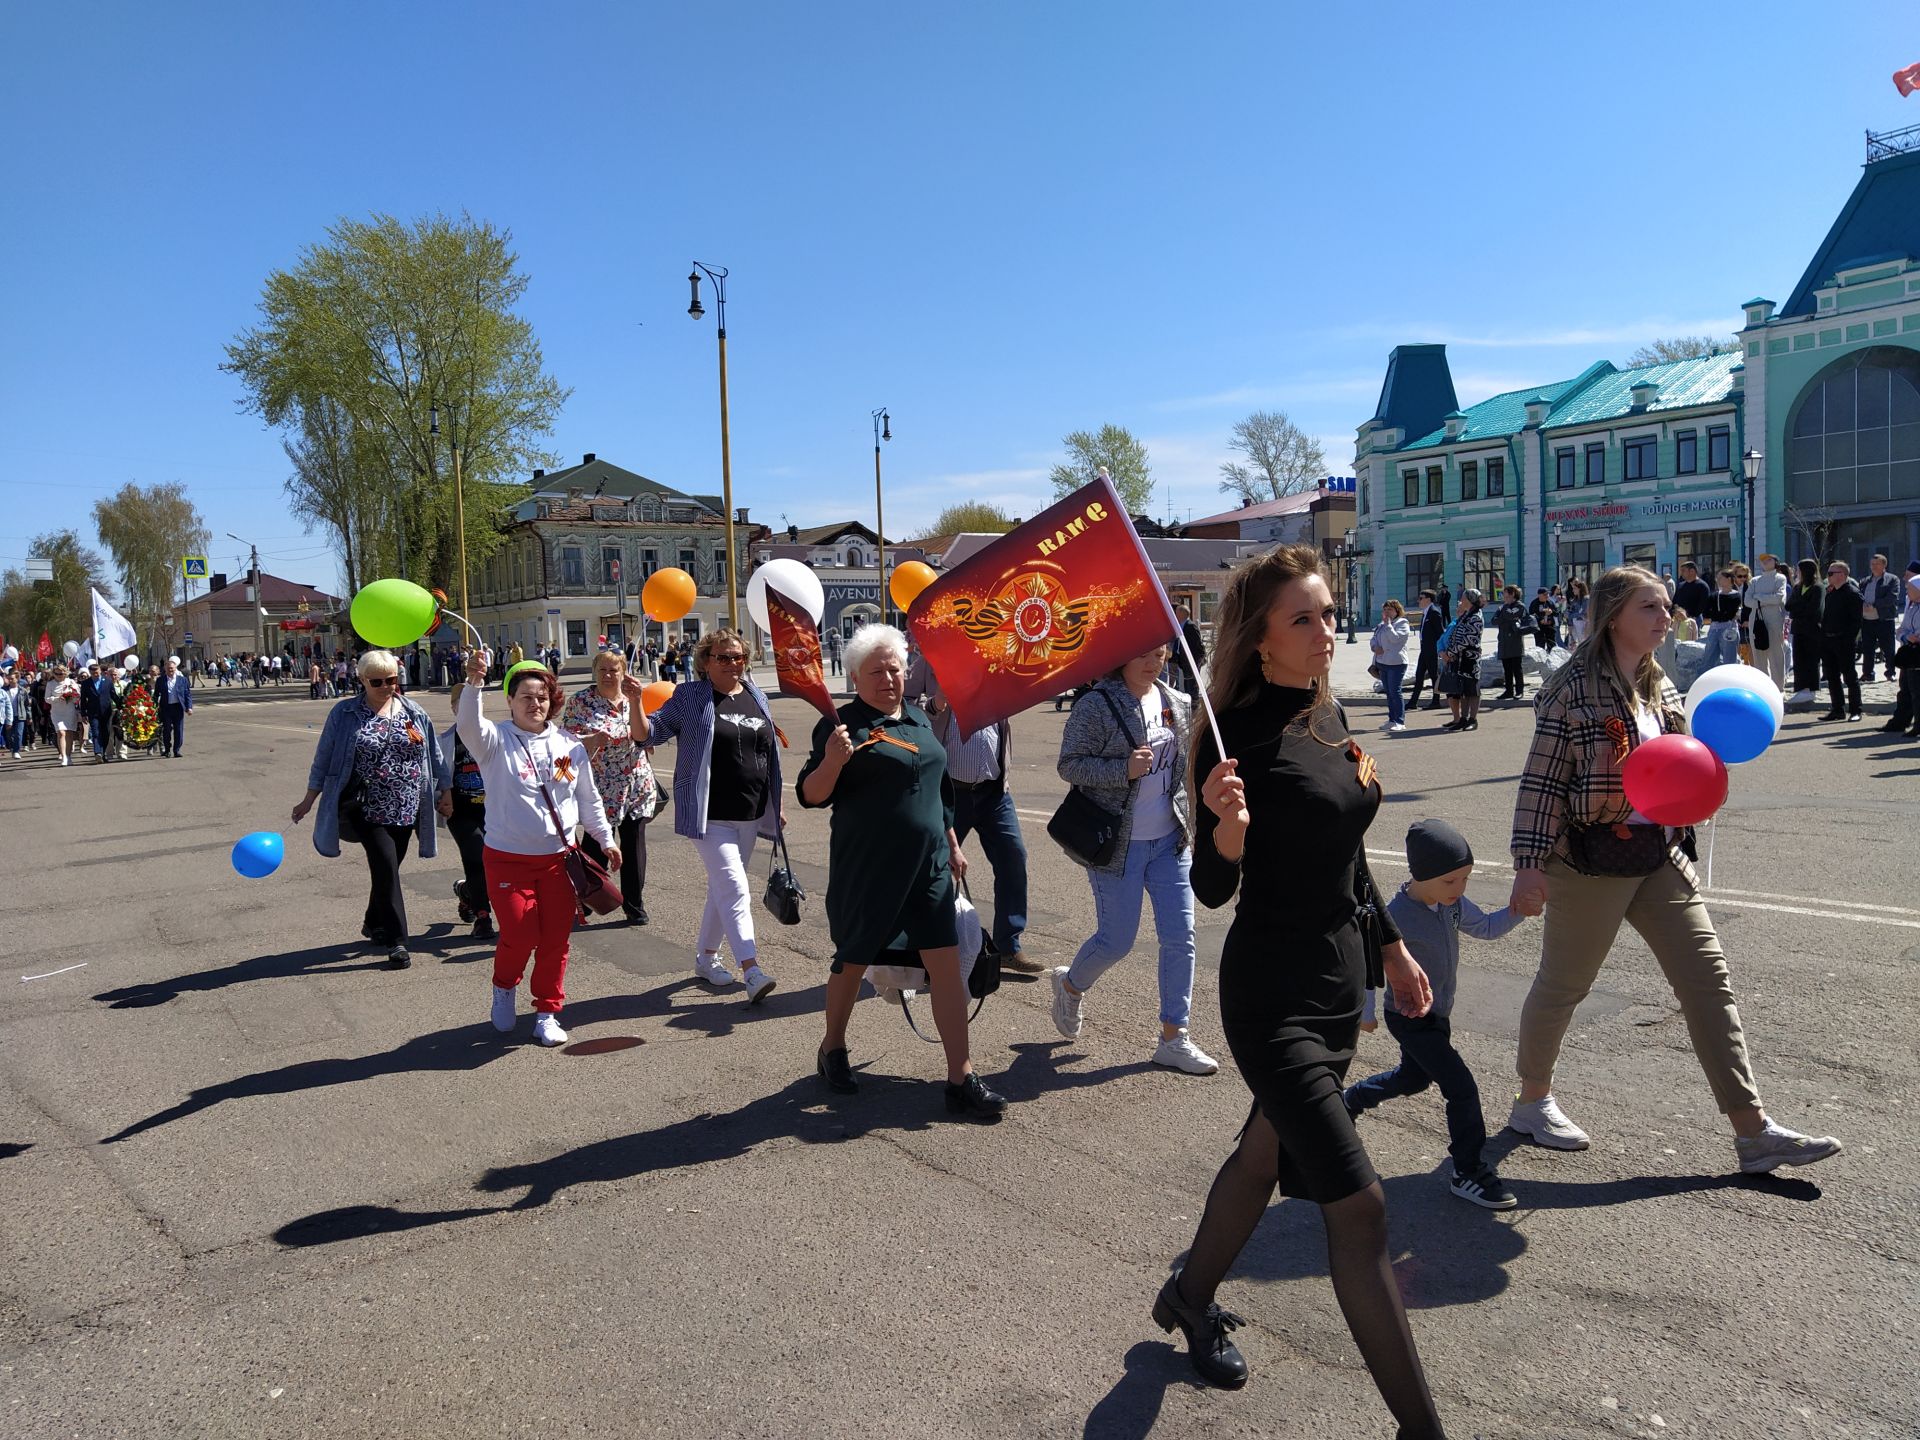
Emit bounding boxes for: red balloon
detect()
[1622,733,1728,827]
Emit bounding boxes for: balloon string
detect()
[1704,818,1716,890]
[437,606,484,645]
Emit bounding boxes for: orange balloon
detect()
[640,681,675,714]
[889,560,937,612]
[642,567,697,624]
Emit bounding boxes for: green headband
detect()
[502,659,554,696]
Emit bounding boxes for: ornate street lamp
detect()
[872,408,891,621]
[1742,446,1763,564]
[688,263,740,631]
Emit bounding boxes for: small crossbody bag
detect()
[517,735,624,916]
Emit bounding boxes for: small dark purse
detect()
[1048,689,1135,867]
[336,773,367,844]
[1356,871,1386,991]
[1752,613,1771,650]
[1564,821,1668,877]
[763,828,805,926]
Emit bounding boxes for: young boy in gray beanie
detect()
[1346,818,1528,1209]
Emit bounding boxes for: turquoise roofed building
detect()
[1355,126,1920,611]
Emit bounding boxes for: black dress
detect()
[796,698,959,969]
[1191,683,1402,1205]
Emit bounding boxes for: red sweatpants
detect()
[484,846,577,1013]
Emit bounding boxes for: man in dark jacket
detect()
[1819,561,1864,721]
[1169,602,1206,701]
[1857,554,1902,683]
[1672,561,1712,627]
[1408,589,1445,710]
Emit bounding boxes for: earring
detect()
[1258,649,1279,684]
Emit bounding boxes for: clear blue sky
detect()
[4,1,1916,599]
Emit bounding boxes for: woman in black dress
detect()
[1160,545,1447,1438]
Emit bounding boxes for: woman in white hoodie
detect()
[459,652,618,1047]
[1744,553,1790,691]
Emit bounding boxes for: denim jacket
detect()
[303,694,451,859]
[641,677,785,842]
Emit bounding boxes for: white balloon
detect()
[746,559,826,632]
[62,641,79,659]
[125,653,140,670]
[1685,663,1784,730]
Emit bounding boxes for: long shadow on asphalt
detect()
[272,1065,954,1249]
[1082,1340,1207,1440]
[93,925,471,1008]
[98,977,816,1144]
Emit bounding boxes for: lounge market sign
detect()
[1545,494,1738,528]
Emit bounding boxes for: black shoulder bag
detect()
[1048,689,1137,867]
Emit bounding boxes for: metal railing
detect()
[1866,123,1920,164]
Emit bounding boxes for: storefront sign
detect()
[1545,494,1738,528]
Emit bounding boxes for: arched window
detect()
[1785,345,1920,510]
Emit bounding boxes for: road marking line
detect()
[22,963,87,981]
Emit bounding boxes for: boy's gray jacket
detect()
[1054,676,1192,874]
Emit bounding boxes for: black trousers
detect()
[1408,647,1440,706]
[1346,1010,1486,1174]
[447,799,490,916]
[160,703,185,755]
[358,823,415,945]
[581,813,648,909]
[1893,661,1918,730]
[1821,638,1861,715]
[1500,656,1524,695]
[1792,634,1822,693]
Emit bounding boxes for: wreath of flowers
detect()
[122,684,159,746]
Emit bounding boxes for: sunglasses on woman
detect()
[365,676,399,688]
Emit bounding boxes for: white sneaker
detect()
[1735,1121,1842,1174]
[1152,1029,1219,1075]
[1508,1094,1591,1150]
[491,984,517,1033]
[695,952,736,986]
[1049,966,1084,1039]
[1787,689,1815,706]
[531,1012,568,1047]
[742,964,777,1003]
[1388,722,1406,732]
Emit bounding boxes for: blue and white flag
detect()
[91,587,137,657]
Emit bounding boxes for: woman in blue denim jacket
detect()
[291,650,452,968]
[634,628,785,1000]
[1050,642,1218,1076]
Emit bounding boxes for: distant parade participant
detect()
[443,682,494,940]
[563,648,660,925]
[47,665,83,766]
[459,652,617,1046]
[157,656,192,758]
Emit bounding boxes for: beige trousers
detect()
[1750,603,1788,690]
[1516,858,1761,1114]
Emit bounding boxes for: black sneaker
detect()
[472,914,494,941]
[1450,1164,1517,1210]
[944,1072,1007,1121]
[453,881,475,923]
[386,946,411,970]
[816,1046,858,1094]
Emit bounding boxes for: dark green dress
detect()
[796,698,958,969]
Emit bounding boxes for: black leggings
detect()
[447,800,489,917]
[358,823,415,945]
[581,813,648,907]
[1791,635,1822,694]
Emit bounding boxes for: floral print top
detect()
[351,700,429,826]
[561,685,658,824]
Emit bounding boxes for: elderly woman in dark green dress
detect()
[797,624,1007,1121]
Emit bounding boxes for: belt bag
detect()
[1564,821,1667,877]
[519,736,624,916]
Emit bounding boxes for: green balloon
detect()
[350,578,438,647]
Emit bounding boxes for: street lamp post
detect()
[1342,528,1359,643]
[688,263,740,632]
[1742,446,1763,563]
[225,531,266,661]
[872,408,891,621]
[430,402,470,619]
[1551,521,1564,588]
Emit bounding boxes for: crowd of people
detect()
[0,654,191,766]
[1370,552,1920,739]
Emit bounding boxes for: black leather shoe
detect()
[944,1072,1007,1120]
[386,946,411,969]
[624,905,649,925]
[817,1046,858,1094]
[472,914,494,941]
[1153,1270,1248,1389]
[1818,711,1846,722]
[1463,717,1479,731]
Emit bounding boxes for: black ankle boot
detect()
[1152,1270,1248,1388]
[944,1072,1007,1120]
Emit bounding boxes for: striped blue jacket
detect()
[641,678,785,841]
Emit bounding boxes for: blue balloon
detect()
[1691,687,1776,765]
[231,831,285,879]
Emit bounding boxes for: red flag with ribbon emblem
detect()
[36,632,53,662]
[1895,60,1920,97]
[907,475,1179,739]
[768,582,838,720]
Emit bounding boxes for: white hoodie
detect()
[456,681,613,856]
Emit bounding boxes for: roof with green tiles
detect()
[1397,352,1738,451]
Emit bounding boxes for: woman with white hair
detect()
[291,649,452,969]
[798,624,1006,1120]
[632,628,784,1001]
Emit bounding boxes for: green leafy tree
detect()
[0,531,114,650]
[1218,409,1326,501]
[91,482,210,649]
[1625,336,1737,366]
[223,212,569,590]
[924,501,1017,536]
[1049,425,1153,515]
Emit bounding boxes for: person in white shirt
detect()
[459,652,618,1046]
[1744,553,1790,691]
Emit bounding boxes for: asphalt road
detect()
[1,674,1915,1440]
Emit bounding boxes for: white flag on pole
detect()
[91,588,138,657]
